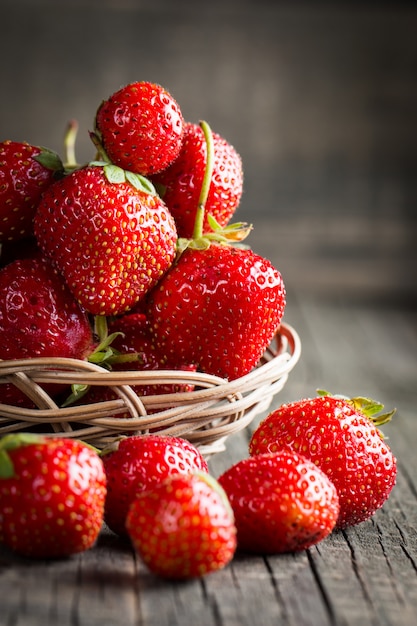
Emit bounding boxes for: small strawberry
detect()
[249,393,397,529]
[0,433,106,558]
[0,141,63,243]
[101,434,208,537]
[218,450,340,554]
[0,254,95,407]
[152,121,243,238]
[94,81,184,176]
[146,243,286,380]
[126,471,236,579]
[33,164,177,316]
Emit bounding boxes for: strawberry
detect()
[152,121,243,238]
[33,164,177,316]
[101,434,208,537]
[145,243,286,380]
[0,433,106,558]
[126,471,236,579]
[94,81,184,176]
[218,450,340,554]
[0,141,63,243]
[249,393,397,529]
[0,254,95,407]
[107,312,197,394]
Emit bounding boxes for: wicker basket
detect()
[0,322,301,457]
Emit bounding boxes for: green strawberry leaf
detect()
[0,449,14,479]
[34,147,64,173]
[125,171,157,195]
[103,164,126,184]
[61,384,90,408]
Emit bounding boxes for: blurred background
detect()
[1,0,416,303]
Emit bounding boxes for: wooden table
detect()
[1,294,416,626]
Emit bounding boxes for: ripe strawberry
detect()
[249,394,397,529]
[33,164,177,316]
[108,312,197,395]
[152,121,243,238]
[0,254,95,407]
[101,434,208,537]
[0,433,106,558]
[94,81,184,176]
[145,243,286,380]
[126,471,236,579]
[218,450,340,554]
[0,141,63,243]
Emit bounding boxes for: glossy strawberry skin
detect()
[126,471,237,579]
[0,141,61,243]
[218,451,340,554]
[101,435,208,537]
[0,434,107,558]
[249,396,397,529]
[146,244,286,380]
[33,166,177,316]
[95,81,184,176]
[0,254,94,406]
[152,122,243,238]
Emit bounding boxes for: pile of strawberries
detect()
[0,82,397,578]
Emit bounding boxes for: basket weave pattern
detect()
[0,323,300,457]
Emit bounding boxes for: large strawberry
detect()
[152,121,243,238]
[126,471,236,579]
[249,393,397,529]
[0,141,63,243]
[101,434,208,537]
[94,81,184,176]
[0,433,106,558]
[33,164,177,316]
[218,450,339,554]
[145,120,285,380]
[0,254,95,407]
[145,243,286,380]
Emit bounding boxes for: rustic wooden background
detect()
[1,0,416,302]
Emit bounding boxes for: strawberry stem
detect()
[63,120,79,169]
[192,120,214,240]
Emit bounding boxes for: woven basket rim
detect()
[0,322,301,457]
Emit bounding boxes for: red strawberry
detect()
[0,254,95,407]
[218,450,340,554]
[145,243,286,380]
[0,433,106,558]
[101,434,208,537]
[33,164,177,316]
[249,394,397,529]
[0,141,63,243]
[126,471,236,579]
[94,81,184,176]
[152,121,243,238]
[108,312,197,394]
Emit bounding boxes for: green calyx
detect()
[88,130,157,195]
[317,390,396,427]
[0,433,44,479]
[176,120,252,258]
[62,316,140,407]
[34,146,65,175]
